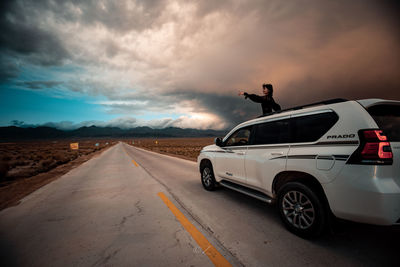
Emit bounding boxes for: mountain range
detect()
[0,126,228,141]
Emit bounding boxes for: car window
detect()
[225,127,252,146]
[253,119,290,145]
[290,112,339,143]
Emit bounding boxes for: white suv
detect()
[198,98,400,237]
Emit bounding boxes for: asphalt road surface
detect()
[0,142,398,266]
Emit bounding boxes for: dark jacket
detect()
[244,93,281,115]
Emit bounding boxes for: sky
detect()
[0,0,399,130]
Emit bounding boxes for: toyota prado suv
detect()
[198,99,400,237]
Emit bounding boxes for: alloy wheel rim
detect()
[202,167,212,186]
[282,190,315,229]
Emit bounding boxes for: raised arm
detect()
[239,90,263,103]
[245,93,263,103]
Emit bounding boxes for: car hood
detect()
[201,144,221,152]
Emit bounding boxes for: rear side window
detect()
[291,112,339,143]
[367,105,400,141]
[253,119,290,145]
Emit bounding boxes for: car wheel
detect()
[201,162,218,191]
[277,182,327,238]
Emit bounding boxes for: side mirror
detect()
[215,137,223,146]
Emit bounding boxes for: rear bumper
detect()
[324,165,400,225]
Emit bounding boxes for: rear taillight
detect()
[348,129,393,165]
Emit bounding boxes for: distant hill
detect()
[0,125,228,141]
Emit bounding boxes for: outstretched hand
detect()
[238,91,245,96]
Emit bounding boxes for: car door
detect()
[214,126,252,184]
[245,117,290,194]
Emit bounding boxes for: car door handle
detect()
[236,151,246,155]
[271,152,284,156]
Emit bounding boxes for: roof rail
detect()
[257,98,348,118]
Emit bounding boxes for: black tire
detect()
[277,182,327,238]
[200,161,218,191]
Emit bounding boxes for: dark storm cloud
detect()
[8,0,166,33]
[0,0,70,66]
[0,55,19,83]
[168,92,260,127]
[76,0,165,33]
[168,0,400,113]
[97,90,260,128]
[17,81,63,90]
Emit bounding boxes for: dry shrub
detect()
[52,153,62,161]
[16,169,38,178]
[78,149,91,155]
[53,152,70,164]
[0,161,9,181]
[35,153,44,161]
[2,155,11,161]
[69,153,78,161]
[7,160,19,168]
[38,159,57,173]
[39,159,52,167]
[17,160,30,166]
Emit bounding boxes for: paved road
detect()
[1,142,399,266]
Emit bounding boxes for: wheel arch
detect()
[272,171,331,211]
[199,158,212,173]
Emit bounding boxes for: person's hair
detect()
[262,83,273,95]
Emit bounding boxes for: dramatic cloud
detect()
[1,0,399,129]
[17,81,63,90]
[0,55,19,82]
[0,1,70,66]
[36,115,227,131]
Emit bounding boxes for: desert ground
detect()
[0,140,116,210]
[124,137,215,161]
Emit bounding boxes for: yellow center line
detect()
[123,144,138,167]
[131,159,139,167]
[157,192,232,267]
